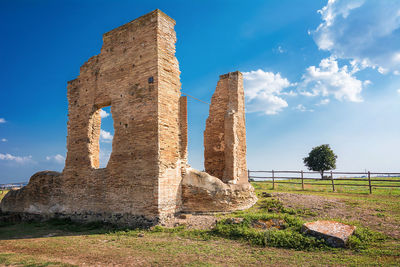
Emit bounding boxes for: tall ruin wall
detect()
[1,10,185,225]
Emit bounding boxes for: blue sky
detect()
[1,0,400,183]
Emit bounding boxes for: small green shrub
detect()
[212,216,326,250]
[257,198,317,217]
[211,215,385,251]
[151,225,165,232]
[347,227,386,250]
[264,229,325,249]
[258,198,296,214]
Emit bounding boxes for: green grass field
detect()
[0,191,7,201]
[256,177,400,195]
[0,182,399,266]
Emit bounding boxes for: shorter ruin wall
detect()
[180,71,256,213]
[204,71,248,184]
[0,10,256,226]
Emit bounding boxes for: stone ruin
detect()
[0,10,257,226]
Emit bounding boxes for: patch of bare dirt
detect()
[273,193,400,238]
[164,214,218,230]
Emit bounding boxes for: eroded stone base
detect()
[0,171,62,214]
[1,168,257,227]
[0,171,162,227]
[181,168,257,213]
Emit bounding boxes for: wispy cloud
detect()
[100,129,113,143]
[1,138,7,142]
[312,0,400,74]
[274,46,285,54]
[294,104,314,112]
[46,154,65,164]
[243,69,293,115]
[0,118,6,123]
[100,109,110,119]
[99,149,111,168]
[281,90,297,97]
[0,153,33,164]
[316,99,330,106]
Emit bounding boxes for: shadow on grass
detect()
[0,218,125,240]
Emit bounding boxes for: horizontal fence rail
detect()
[248,170,400,194]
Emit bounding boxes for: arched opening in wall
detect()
[98,106,114,168]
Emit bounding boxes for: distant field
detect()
[0,184,399,266]
[253,177,400,195]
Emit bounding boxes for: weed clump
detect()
[257,197,317,217]
[347,227,386,250]
[213,215,326,250]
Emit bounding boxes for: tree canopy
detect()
[303,144,337,179]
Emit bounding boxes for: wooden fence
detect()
[248,170,400,194]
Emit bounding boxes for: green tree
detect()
[303,144,337,179]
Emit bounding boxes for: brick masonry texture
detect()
[204,71,248,184]
[0,10,256,226]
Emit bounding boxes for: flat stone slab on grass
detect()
[302,220,356,247]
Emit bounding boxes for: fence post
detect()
[301,170,304,190]
[272,170,275,190]
[368,171,372,194]
[331,171,335,192]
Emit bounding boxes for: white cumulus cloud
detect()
[100,109,110,118]
[0,153,33,164]
[312,0,400,74]
[243,69,293,115]
[100,129,113,143]
[46,154,65,164]
[1,138,7,142]
[299,57,364,102]
[0,118,5,123]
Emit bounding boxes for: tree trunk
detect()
[320,171,324,180]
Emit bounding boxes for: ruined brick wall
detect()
[1,11,257,225]
[1,10,185,225]
[64,9,184,220]
[204,71,248,184]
